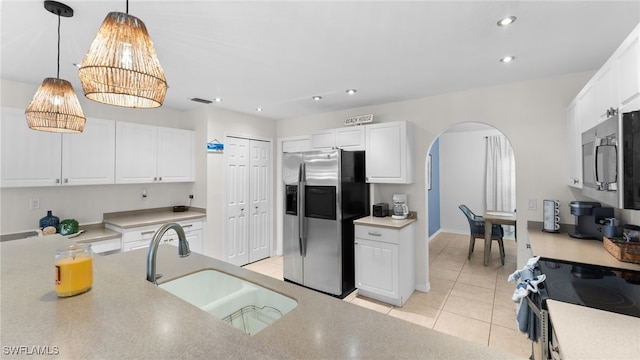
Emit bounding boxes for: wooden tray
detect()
[603,236,640,264]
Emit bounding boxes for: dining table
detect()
[482,210,517,266]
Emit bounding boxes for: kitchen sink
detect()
[158,269,297,335]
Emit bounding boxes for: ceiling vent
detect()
[190,97,213,104]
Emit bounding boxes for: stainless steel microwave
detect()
[582,110,640,209]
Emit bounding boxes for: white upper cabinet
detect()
[1,108,116,187]
[336,127,365,150]
[62,117,116,185]
[365,121,414,184]
[282,136,312,153]
[1,107,62,187]
[310,129,336,150]
[157,127,195,182]
[577,80,597,132]
[566,99,581,188]
[310,126,365,151]
[593,58,619,122]
[115,122,194,184]
[617,25,640,112]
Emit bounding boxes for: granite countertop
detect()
[546,300,640,360]
[103,207,206,229]
[353,214,417,229]
[1,235,519,360]
[527,226,640,271]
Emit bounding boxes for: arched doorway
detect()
[424,122,517,288]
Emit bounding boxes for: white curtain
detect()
[485,135,516,212]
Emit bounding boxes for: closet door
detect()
[225,137,250,266]
[225,136,272,266]
[249,140,270,262]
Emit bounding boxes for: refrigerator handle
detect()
[298,163,306,257]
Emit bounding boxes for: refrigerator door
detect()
[302,150,342,295]
[282,152,303,285]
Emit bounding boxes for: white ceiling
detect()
[2,1,639,120]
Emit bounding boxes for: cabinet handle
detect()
[141,230,155,236]
[64,178,69,184]
[182,224,193,229]
[159,177,162,181]
[154,177,158,181]
[368,231,382,236]
[55,178,60,184]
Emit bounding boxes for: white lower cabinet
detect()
[354,222,415,306]
[109,219,204,255]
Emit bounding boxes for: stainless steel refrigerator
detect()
[283,149,369,298]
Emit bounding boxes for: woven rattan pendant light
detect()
[25,1,86,133]
[78,0,167,108]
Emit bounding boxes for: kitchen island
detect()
[1,235,519,359]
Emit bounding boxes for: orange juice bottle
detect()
[55,244,93,297]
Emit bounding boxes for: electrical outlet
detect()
[189,188,195,199]
[30,198,40,210]
[528,198,537,210]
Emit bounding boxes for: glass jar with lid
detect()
[55,244,93,297]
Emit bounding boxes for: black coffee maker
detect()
[569,201,614,239]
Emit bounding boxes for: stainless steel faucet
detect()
[146,222,191,285]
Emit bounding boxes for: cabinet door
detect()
[115,122,158,184]
[62,117,116,185]
[355,238,398,299]
[593,60,618,121]
[566,99,582,188]
[1,107,62,187]
[617,29,640,111]
[157,127,194,182]
[310,129,336,150]
[577,81,597,132]
[282,136,311,153]
[365,121,414,184]
[336,126,365,150]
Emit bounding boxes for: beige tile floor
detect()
[243,232,534,359]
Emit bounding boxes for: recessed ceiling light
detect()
[500,56,515,63]
[346,89,357,95]
[72,63,81,69]
[256,107,263,112]
[214,97,222,103]
[312,96,322,101]
[497,16,516,27]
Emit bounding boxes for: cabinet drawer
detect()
[355,225,399,244]
[83,237,121,254]
[121,225,158,243]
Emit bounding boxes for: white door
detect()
[225,137,250,266]
[249,140,270,262]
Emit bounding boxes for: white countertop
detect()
[546,300,640,360]
[528,227,640,271]
[353,215,417,229]
[102,208,206,229]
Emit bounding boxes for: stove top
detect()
[536,257,640,318]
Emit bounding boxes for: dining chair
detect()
[458,204,505,263]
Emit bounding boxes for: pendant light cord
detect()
[126,0,129,14]
[56,13,61,79]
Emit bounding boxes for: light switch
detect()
[528,199,537,210]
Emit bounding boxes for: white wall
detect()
[277,71,595,289]
[439,126,502,234]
